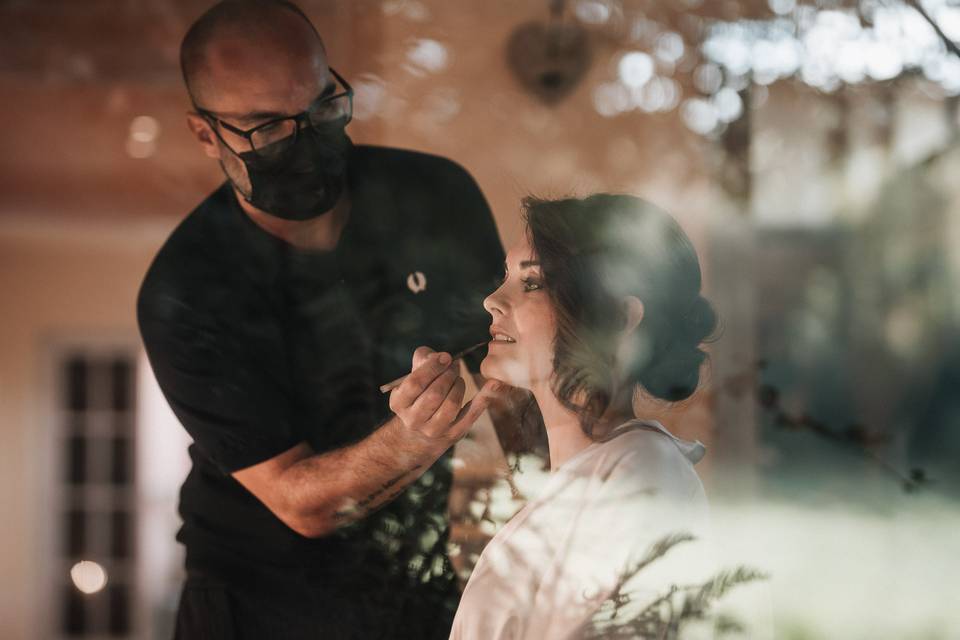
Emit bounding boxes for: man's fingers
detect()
[391,352,453,410]
[391,357,504,445]
[476,377,505,399]
[450,379,503,437]
[412,345,436,370]
[408,365,458,418]
[423,377,467,433]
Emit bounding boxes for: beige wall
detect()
[0,221,175,639]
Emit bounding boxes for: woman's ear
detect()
[621,296,645,335]
[615,296,646,382]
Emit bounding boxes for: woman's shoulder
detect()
[603,420,705,462]
[590,421,706,497]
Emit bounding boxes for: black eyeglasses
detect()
[194,67,353,161]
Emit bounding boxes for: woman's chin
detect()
[480,356,530,391]
[480,356,509,386]
[479,355,496,381]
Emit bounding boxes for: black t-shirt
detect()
[137,145,504,637]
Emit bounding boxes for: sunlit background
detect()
[2,0,960,638]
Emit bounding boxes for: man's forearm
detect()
[260,351,500,538]
[279,414,446,537]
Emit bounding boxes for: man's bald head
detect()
[180,0,326,106]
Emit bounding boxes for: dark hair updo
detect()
[523,194,718,436]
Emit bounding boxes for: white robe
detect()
[450,420,715,640]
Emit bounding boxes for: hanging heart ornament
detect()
[506,18,591,105]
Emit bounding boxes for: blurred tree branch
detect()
[903,0,960,60]
[747,361,935,493]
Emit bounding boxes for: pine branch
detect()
[583,531,767,639]
[584,564,766,639]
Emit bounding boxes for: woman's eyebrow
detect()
[502,260,541,274]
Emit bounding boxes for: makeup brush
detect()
[379,342,487,394]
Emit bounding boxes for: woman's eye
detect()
[521,278,542,292]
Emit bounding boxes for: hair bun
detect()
[636,295,718,402]
[682,295,719,347]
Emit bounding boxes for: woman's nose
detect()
[483,286,506,316]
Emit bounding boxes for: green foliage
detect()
[582,532,767,640]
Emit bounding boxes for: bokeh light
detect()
[700,2,960,98]
[574,0,613,25]
[352,73,388,121]
[713,87,744,123]
[682,98,719,135]
[70,560,108,595]
[126,115,159,159]
[618,51,655,88]
[654,32,686,65]
[404,38,449,75]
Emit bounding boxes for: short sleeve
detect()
[137,276,301,474]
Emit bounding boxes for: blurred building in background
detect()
[2,1,960,638]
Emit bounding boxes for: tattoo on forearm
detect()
[332,464,424,522]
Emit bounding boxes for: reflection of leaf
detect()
[408,556,424,574]
[583,533,768,640]
[679,566,769,619]
[714,612,747,637]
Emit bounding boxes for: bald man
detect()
[136,1,505,637]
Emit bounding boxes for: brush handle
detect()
[379,342,486,394]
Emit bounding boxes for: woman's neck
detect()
[531,383,636,470]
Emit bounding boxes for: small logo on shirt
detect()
[407,271,427,294]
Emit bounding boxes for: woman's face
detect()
[481,233,557,390]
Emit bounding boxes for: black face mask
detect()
[232,121,353,221]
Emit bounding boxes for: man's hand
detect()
[389,346,501,449]
[233,346,502,538]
